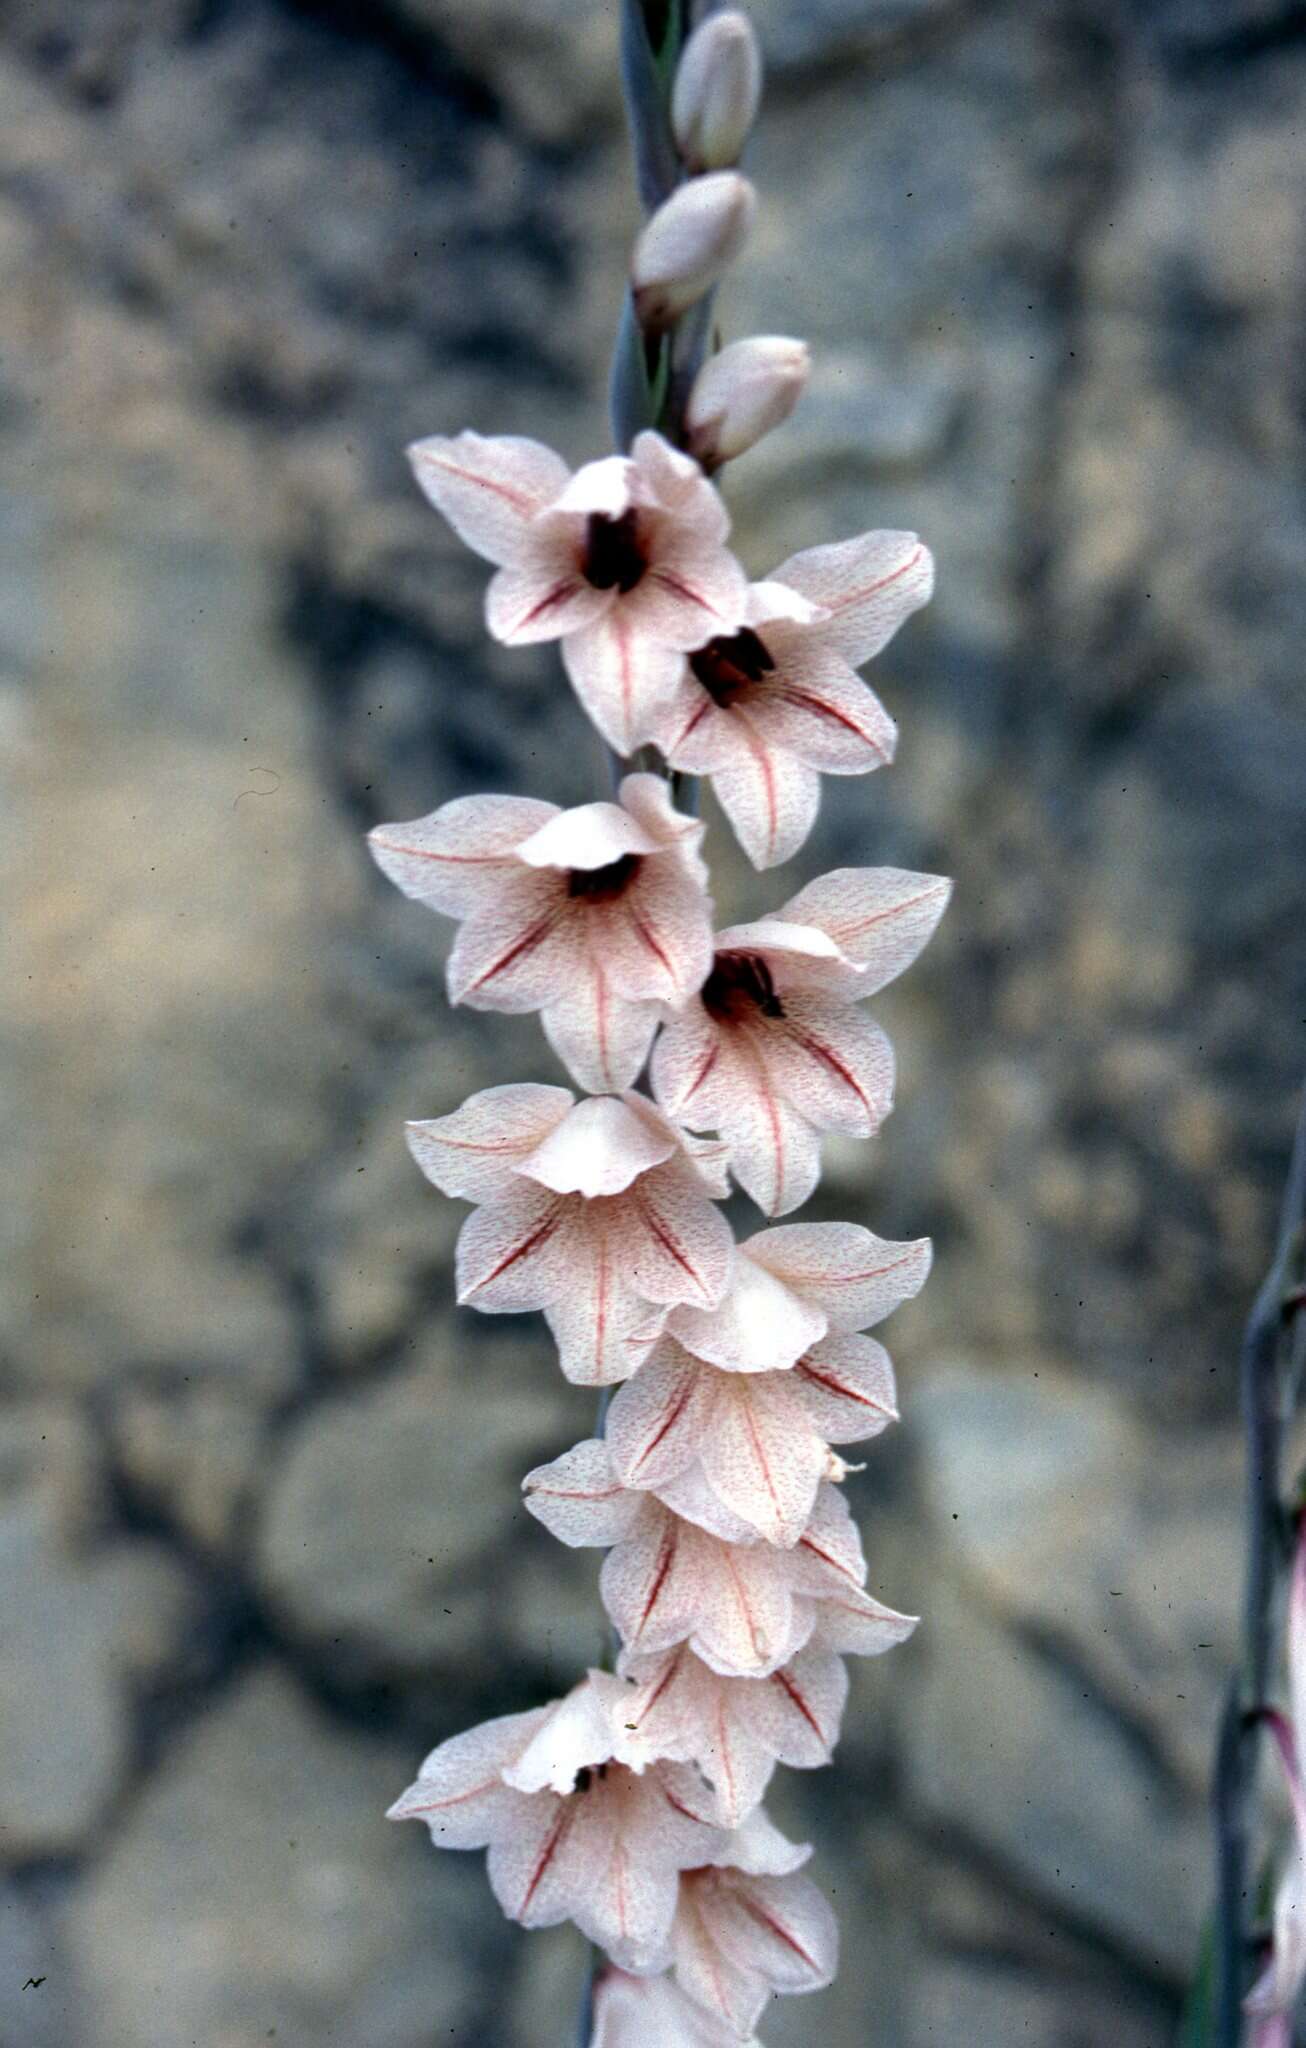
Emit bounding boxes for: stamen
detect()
[701,951,785,1021]
[584,510,647,593]
[568,853,643,903]
[689,626,774,707]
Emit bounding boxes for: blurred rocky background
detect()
[4,0,1305,2042]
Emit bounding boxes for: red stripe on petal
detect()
[468,1203,567,1294]
[781,1024,874,1113]
[631,1377,702,1478]
[466,907,566,993]
[827,543,927,617]
[520,1805,572,1913]
[636,1523,680,1636]
[739,1897,820,1969]
[634,1190,714,1302]
[795,1359,890,1413]
[771,1668,826,1744]
[678,1039,721,1108]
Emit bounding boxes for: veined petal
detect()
[698,1373,826,1547]
[606,1342,718,1490]
[544,1219,667,1387]
[752,1651,849,1768]
[504,1677,622,1795]
[652,1462,759,1545]
[793,1334,898,1444]
[517,799,662,871]
[761,997,896,1140]
[387,1707,548,1845]
[710,717,821,872]
[789,1485,867,1594]
[746,636,897,775]
[806,1583,918,1657]
[631,535,750,652]
[600,862,716,1007]
[523,1439,650,1548]
[715,1806,812,1878]
[543,978,660,1095]
[563,613,686,756]
[367,793,558,916]
[743,1221,932,1331]
[404,1083,574,1203]
[654,675,740,775]
[486,553,609,645]
[632,430,731,545]
[446,876,575,1012]
[622,1163,734,1311]
[772,529,934,667]
[707,1870,839,1996]
[779,867,953,992]
[692,1535,812,1679]
[673,1884,771,2038]
[592,1968,761,2048]
[667,1249,826,1374]
[455,1183,578,1312]
[407,431,571,564]
[487,1794,581,1929]
[518,1094,676,1198]
[602,1504,699,1657]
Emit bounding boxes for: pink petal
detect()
[563,612,687,755]
[805,1584,918,1657]
[743,1222,932,1331]
[619,772,710,873]
[651,1001,730,1127]
[771,529,934,667]
[632,431,731,546]
[407,431,571,564]
[653,674,740,775]
[667,1249,827,1374]
[606,1343,718,1490]
[789,1484,867,1594]
[404,1083,574,1203]
[485,550,609,645]
[522,1439,651,1548]
[698,1373,826,1547]
[708,1870,839,1995]
[518,1095,676,1198]
[542,978,661,1094]
[715,1806,812,1877]
[652,1462,760,1545]
[543,1219,667,1387]
[690,1699,777,1833]
[455,1183,578,1312]
[516,799,662,871]
[710,716,822,872]
[487,1794,581,1928]
[747,633,897,774]
[367,793,558,916]
[602,1504,699,1656]
[592,1968,759,2048]
[599,862,716,1007]
[504,1677,623,1795]
[752,1651,849,1768]
[673,1885,771,2038]
[792,1334,898,1444]
[386,1707,549,1846]
[630,533,750,652]
[552,453,637,518]
[692,1533,812,1679]
[621,1163,735,1310]
[446,874,576,1011]
[758,997,896,1140]
[779,866,952,993]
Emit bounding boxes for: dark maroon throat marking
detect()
[689,627,775,708]
[584,510,647,593]
[701,951,785,1021]
[567,853,643,903]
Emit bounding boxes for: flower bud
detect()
[685,334,811,465]
[671,10,762,173]
[631,171,756,332]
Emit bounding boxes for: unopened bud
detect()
[671,10,762,173]
[685,334,810,465]
[631,171,756,331]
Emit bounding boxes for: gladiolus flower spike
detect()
[368,8,947,2041]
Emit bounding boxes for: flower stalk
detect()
[369,6,947,2042]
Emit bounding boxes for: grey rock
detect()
[0,1885,84,2048]
[111,1390,268,1557]
[65,1666,497,2048]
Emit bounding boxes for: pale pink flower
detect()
[387,1675,727,1972]
[404,1084,732,1385]
[406,429,747,754]
[1247,1533,1306,2023]
[670,1836,838,2040]
[605,1329,897,1545]
[523,1439,914,1679]
[369,774,713,1092]
[655,1219,933,1376]
[591,1967,760,2048]
[647,529,933,869]
[612,1640,852,1829]
[653,865,951,1214]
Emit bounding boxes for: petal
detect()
[446,876,576,1012]
[600,862,716,1007]
[368,793,558,916]
[692,1537,812,1679]
[543,978,660,1094]
[619,772,710,874]
[404,1083,574,1203]
[708,1871,838,1995]
[407,431,571,564]
[788,1485,867,1595]
[517,799,662,871]
[622,1163,735,1311]
[715,1807,812,1878]
[760,997,896,1140]
[523,1439,650,1548]
[592,1968,758,2048]
[698,1373,826,1547]
[779,867,953,992]
[751,1651,849,1769]
[543,1220,667,1387]
[710,717,821,872]
[606,1343,718,1490]
[631,535,750,652]
[519,1094,676,1198]
[746,636,897,774]
[632,431,730,546]
[653,674,740,775]
[504,1678,620,1795]
[667,1249,827,1374]
[386,1707,549,1846]
[455,1184,578,1312]
[564,613,687,755]
[771,529,934,666]
[673,1886,770,2038]
[603,1505,699,1657]
[486,548,609,645]
[552,453,637,518]
[805,1584,918,1657]
[652,1462,760,1546]
[651,1003,732,1129]
[487,1795,581,1928]
[793,1334,898,1444]
[743,1222,933,1331]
